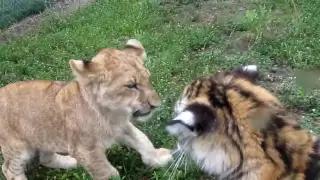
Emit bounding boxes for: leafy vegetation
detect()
[0,0,46,29]
[0,0,320,179]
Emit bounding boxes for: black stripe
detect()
[166,120,195,131]
[194,81,202,97]
[261,131,268,152]
[224,113,241,140]
[313,138,320,153]
[231,85,251,98]
[209,83,227,108]
[185,87,191,97]
[185,103,216,134]
[273,132,292,177]
[276,144,292,176]
[228,170,244,180]
[232,121,241,139]
[270,115,287,129]
[305,153,320,180]
[260,131,278,166]
[187,81,197,98]
[207,77,235,114]
[222,141,244,180]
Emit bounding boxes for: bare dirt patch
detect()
[226,31,256,53]
[261,66,296,94]
[160,0,255,56]
[161,0,250,24]
[0,0,94,44]
[197,0,250,23]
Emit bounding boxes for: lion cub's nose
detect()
[149,93,161,108]
[149,104,157,110]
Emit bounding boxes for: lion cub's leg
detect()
[1,159,9,178]
[1,146,34,180]
[39,151,77,169]
[71,145,119,180]
[117,123,173,168]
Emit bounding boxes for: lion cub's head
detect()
[69,39,160,122]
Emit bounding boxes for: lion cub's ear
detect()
[69,59,99,79]
[124,39,147,61]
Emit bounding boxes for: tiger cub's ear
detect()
[247,106,277,131]
[231,65,260,83]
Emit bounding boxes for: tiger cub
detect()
[166,65,320,180]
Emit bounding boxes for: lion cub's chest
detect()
[101,114,131,149]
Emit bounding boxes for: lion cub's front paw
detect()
[5,171,28,180]
[142,148,173,168]
[109,167,120,178]
[157,148,174,167]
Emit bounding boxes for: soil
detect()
[262,66,296,94]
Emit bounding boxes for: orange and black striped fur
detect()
[166,65,320,180]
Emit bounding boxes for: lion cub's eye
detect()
[125,83,138,89]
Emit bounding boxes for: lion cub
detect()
[0,39,173,180]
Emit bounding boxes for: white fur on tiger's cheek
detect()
[174,98,187,114]
[191,148,231,175]
[166,124,185,135]
[174,111,195,126]
[242,65,258,73]
[166,111,195,135]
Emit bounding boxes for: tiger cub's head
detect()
[166,65,319,179]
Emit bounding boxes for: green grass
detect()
[1,0,320,179]
[0,0,46,29]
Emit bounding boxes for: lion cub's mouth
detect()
[133,110,151,117]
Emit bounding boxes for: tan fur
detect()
[0,39,173,180]
[169,68,320,180]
